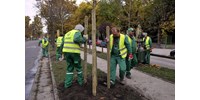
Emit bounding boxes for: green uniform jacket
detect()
[111,35,132,57]
[59,30,86,54]
[131,37,137,54]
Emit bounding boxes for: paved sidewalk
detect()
[86,45,107,53]
[80,51,175,100]
[29,58,54,100]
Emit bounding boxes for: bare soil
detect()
[57,74,147,100]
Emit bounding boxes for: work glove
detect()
[83,34,88,40]
[128,54,133,60]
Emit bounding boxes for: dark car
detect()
[100,41,107,47]
[96,40,102,46]
[170,49,175,57]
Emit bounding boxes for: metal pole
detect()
[84,16,88,83]
[106,26,110,88]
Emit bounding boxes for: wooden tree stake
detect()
[92,0,97,96]
[106,26,110,88]
[84,16,88,83]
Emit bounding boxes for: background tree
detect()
[65,2,92,33]
[35,0,175,44]
[32,15,43,38]
[37,0,76,48]
[97,0,122,27]
[141,0,175,44]
[25,16,31,38]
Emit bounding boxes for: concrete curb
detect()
[150,53,175,60]
[49,52,60,100]
[28,64,41,100]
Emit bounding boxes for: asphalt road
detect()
[25,40,41,100]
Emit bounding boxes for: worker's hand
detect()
[83,34,88,40]
[128,54,133,60]
[105,37,109,43]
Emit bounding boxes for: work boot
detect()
[119,79,126,85]
[59,57,63,61]
[126,75,131,79]
[64,83,72,89]
[59,88,65,93]
[110,80,115,88]
[102,81,115,88]
[110,84,115,88]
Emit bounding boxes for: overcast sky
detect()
[25,0,85,33]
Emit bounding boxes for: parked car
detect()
[96,40,102,46]
[100,41,107,47]
[170,49,175,57]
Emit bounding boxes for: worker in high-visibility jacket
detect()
[143,32,152,64]
[38,34,49,57]
[125,28,138,79]
[56,34,63,61]
[109,27,132,87]
[60,24,87,88]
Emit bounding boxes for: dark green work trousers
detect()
[64,53,83,88]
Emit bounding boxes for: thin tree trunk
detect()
[157,28,161,47]
[128,0,132,27]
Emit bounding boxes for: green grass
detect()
[87,49,175,83]
[87,48,107,60]
[50,47,175,84]
[50,48,106,85]
[51,60,66,85]
[135,64,175,83]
